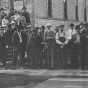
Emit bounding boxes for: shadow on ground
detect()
[0,73,50,88]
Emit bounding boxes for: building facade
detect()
[0,0,88,26]
[33,0,88,26]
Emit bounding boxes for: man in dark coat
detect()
[0,29,7,66]
[80,23,88,70]
[45,23,55,69]
[28,27,42,68]
[22,7,31,25]
[8,8,15,19]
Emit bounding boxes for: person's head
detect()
[22,7,27,12]
[10,8,14,13]
[41,25,45,32]
[46,23,52,30]
[18,10,22,16]
[58,25,64,32]
[3,14,8,19]
[55,26,59,32]
[69,23,75,29]
[79,22,85,30]
[14,10,18,15]
[0,8,4,12]
[0,8,5,15]
[10,20,16,29]
[75,25,80,32]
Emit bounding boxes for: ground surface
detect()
[0,69,88,88]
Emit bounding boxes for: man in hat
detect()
[64,23,75,69]
[79,23,88,70]
[0,8,6,26]
[22,7,31,25]
[44,23,55,69]
[55,24,66,69]
[1,14,9,27]
[27,27,42,68]
[11,20,27,67]
[8,8,15,19]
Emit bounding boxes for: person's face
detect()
[61,29,63,32]
[1,10,4,14]
[11,23,15,29]
[47,26,51,30]
[70,26,74,29]
[60,27,64,31]
[22,9,26,13]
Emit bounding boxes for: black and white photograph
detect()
[0,0,88,88]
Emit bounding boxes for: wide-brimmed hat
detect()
[46,23,52,27]
[56,25,64,29]
[59,25,64,28]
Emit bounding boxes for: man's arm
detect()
[55,33,63,45]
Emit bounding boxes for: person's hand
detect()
[24,51,28,58]
[5,45,8,48]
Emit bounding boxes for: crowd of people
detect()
[0,7,88,70]
[0,7,31,67]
